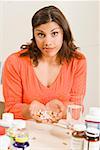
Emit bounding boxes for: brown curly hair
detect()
[20,5,84,66]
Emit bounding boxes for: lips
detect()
[43,47,54,51]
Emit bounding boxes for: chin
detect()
[48,52,58,57]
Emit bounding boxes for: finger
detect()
[46,104,60,113]
[32,114,42,123]
[54,112,63,121]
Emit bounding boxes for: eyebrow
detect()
[35,27,60,32]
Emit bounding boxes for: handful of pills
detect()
[35,110,59,123]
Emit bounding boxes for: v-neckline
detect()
[30,60,64,90]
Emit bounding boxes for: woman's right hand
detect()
[29,100,46,122]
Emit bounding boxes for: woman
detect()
[2,5,87,123]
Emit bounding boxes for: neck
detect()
[41,55,58,65]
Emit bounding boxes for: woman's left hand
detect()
[46,99,66,122]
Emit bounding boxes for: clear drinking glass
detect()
[66,104,83,130]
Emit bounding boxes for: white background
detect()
[0,0,100,114]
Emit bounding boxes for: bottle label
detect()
[85,122,100,129]
[71,137,84,150]
[84,140,100,150]
[12,146,31,150]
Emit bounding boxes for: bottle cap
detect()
[85,114,100,122]
[86,127,99,137]
[0,126,5,135]
[73,124,86,131]
[15,135,28,143]
[2,113,14,122]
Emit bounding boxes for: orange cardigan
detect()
[2,50,87,119]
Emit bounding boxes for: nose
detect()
[44,36,52,47]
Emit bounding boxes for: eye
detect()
[52,31,58,37]
[37,33,45,38]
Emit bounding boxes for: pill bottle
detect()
[71,124,86,150]
[85,107,100,130]
[0,126,11,150]
[10,119,30,150]
[13,135,30,150]
[83,127,100,150]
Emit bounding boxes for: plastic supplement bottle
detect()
[83,127,100,150]
[85,107,100,130]
[12,120,30,150]
[0,126,11,150]
[71,124,86,150]
[13,135,30,150]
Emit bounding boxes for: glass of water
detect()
[66,104,83,130]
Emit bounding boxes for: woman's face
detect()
[34,21,63,58]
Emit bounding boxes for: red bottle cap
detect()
[0,126,5,135]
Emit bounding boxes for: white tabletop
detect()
[26,120,71,150]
